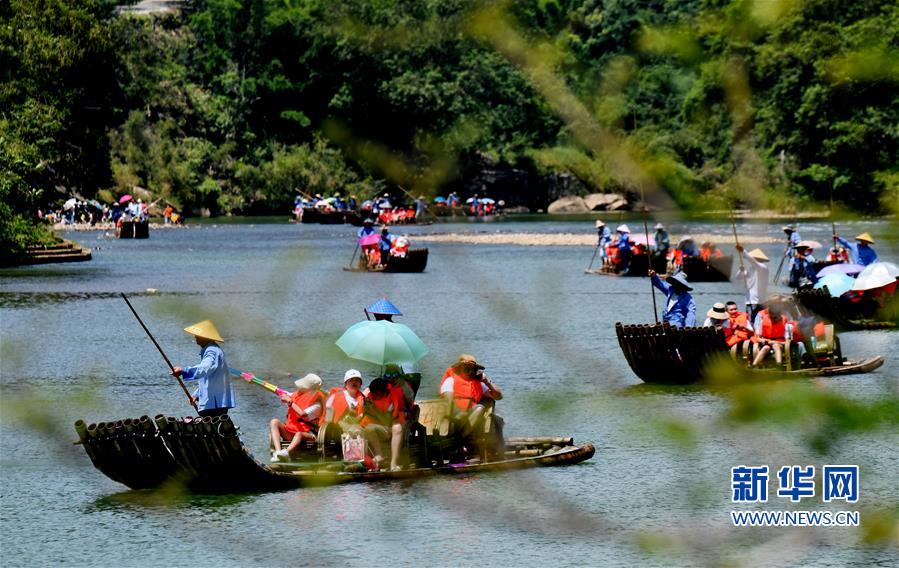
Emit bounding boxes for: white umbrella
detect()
[63,198,77,210]
[851,262,899,291]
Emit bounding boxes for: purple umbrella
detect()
[118,194,133,204]
[817,263,863,278]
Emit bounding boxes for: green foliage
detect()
[1,0,897,236]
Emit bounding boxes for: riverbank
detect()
[51,221,189,231]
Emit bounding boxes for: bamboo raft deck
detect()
[75,415,594,492]
[615,322,884,384]
[797,287,896,331]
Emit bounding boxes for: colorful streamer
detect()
[229,367,291,398]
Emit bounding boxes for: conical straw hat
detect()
[855,232,874,244]
[183,320,224,342]
[748,248,770,262]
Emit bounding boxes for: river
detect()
[1,217,896,567]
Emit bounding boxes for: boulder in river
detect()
[547,196,589,214]
[584,193,630,211]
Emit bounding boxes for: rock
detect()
[584,192,630,211]
[547,196,589,214]
[608,198,630,211]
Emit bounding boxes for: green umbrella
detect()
[336,320,428,365]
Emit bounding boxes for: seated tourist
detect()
[269,374,325,461]
[439,354,503,437]
[361,378,404,471]
[703,303,728,328]
[751,302,791,367]
[723,301,753,360]
[323,369,365,427]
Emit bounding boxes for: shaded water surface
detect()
[1,218,896,567]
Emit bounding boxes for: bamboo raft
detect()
[343,248,429,273]
[74,415,594,492]
[680,255,733,282]
[117,220,149,239]
[796,287,896,331]
[615,322,884,384]
[585,253,667,277]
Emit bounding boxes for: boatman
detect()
[837,232,877,266]
[616,224,632,274]
[735,244,770,320]
[648,270,696,328]
[357,218,376,239]
[788,242,818,290]
[595,220,611,266]
[653,223,670,261]
[172,320,235,417]
[782,225,801,271]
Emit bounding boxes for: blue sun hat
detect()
[667,272,693,291]
[366,298,403,317]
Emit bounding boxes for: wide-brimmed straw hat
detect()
[707,303,728,320]
[748,248,770,262]
[616,224,631,233]
[654,223,665,230]
[667,272,693,291]
[595,220,605,228]
[294,373,322,391]
[855,232,874,244]
[183,320,224,342]
[793,240,815,249]
[782,225,795,233]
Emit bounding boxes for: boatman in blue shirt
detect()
[616,224,632,274]
[648,270,696,328]
[595,220,611,265]
[172,320,235,417]
[357,218,376,239]
[837,232,877,266]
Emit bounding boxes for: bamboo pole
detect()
[121,292,198,412]
[640,185,659,323]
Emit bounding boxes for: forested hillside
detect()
[2,0,897,248]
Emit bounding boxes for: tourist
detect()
[361,378,405,471]
[379,225,394,264]
[724,301,754,359]
[439,354,503,437]
[323,370,365,427]
[172,320,235,417]
[751,301,792,367]
[703,302,728,328]
[837,232,878,266]
[782,225,801,270]
[269,373,325,461]
[735,244,770,320]
[366,297,403,322]
[648,270,696,328]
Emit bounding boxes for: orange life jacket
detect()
[725,312,752,346]
[758,310,787,341]
[326,388,364,424]
[361,389,403,427]
[442,369,486,411]
[286,389,325,431]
